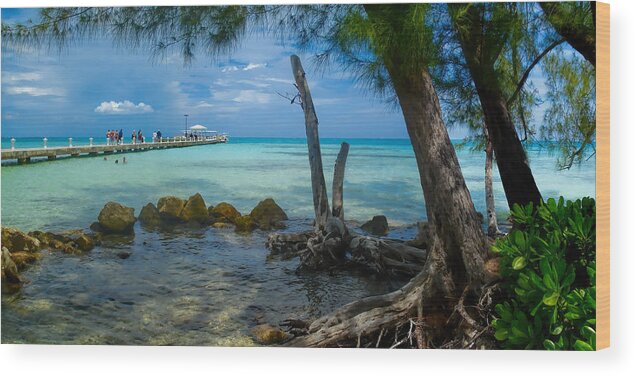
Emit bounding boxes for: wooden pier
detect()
[1,137,227,164]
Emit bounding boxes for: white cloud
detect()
[4,72,42,81]
[94,100,154,114]
[221,66,239,73]
[264,77,293,84]
[243,63,266,71]
[221,62,267,73]
[212,89,273,105]
[5,86,64,96]
[233,90,273,104]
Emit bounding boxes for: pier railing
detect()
[1,135,228,164]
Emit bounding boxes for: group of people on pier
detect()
[106,129,162,145]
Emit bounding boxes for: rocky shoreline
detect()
[1,194,291,291]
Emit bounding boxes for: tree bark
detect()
[332,142,349,221]
[451,5,543,208]
[484,131,501,237]
[291,55,331,229]
[540,2,596,67]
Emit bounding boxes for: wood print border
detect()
[596,1,610,350]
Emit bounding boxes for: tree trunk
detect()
[484,131,501,237]
[451,6,543,208]
[332,142,349,221]
[387,65,487,288]
[291,55,331,229]
[473,67,542,208]
[540,2,596,67]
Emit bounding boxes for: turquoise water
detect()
[0,137,595,345]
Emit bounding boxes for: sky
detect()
[0,6,547,140]
[1,7,428,139]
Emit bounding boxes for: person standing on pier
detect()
[131,130,136,144]
[119,129,123,145]
[106,129,110,145]
[157,129,162,142]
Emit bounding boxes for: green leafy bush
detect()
[491,197,596,350]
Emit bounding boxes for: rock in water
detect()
[1,227,41,252]
[97,202,136,233]
[179,193,209,224]
[117,251,131,259]
[251,324,289,345]
[157,196,187,222]
[74,234,95,252]
[209,202,241,224]
[9,251,41,270]
[250,198,288,230]
[1,247,21,284]
[234,215,256,233]
[361,215,389,236]
[139,203,161,226]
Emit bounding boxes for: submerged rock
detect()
[211,222,232,229]
[250,198,288,230]
[9,251,41,270]
[251,324,289,345]
[361,215,389,236]
[117,251,131,260]
[157,196,186,222]
[1,247,21,284]
[2,227,41,253]
[234,215,256,233]
[210,202,241,224]
[139,203,161,226]
[74,234,95,252]
[97,202,136,234]
[179,193,209,224]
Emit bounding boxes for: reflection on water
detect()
[1,220,406,345]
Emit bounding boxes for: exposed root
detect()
[349,236,426,277]
[267,221,427,277]
[283,235,497,349]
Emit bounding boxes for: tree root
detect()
[266,220,427,277]
[283,237,498,348]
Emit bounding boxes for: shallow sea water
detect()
[0,137,595,344]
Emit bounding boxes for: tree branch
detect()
[506,38,565,106]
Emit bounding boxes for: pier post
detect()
[43,138,48,148]
[68,138,73,147]
[11,138,15,150]
[48,155,56,160]
[89,137,93,146]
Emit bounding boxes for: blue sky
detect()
[1,7,428,139]
[2,7,554,140]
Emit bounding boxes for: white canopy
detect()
[189,124,207,130]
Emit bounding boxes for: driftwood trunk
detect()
[332,142,350,221]
[270,57,426,276]
[485,131,501,237]
[291,55,331,230]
